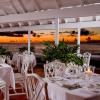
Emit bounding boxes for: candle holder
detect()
[85,67,93,81]
[90,66,95,74]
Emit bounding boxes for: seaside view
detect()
[0,28,100,55]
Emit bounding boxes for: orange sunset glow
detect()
[0,28,100,43]
[0,33,100,43]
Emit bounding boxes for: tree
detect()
[81,28,91,35]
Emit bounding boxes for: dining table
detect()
[44,73,100,100]
[0,63,15,100]
[12,52,36,72]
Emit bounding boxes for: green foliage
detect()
[19,46,35,53]
[0,46,11,56]
[43,40,83,65]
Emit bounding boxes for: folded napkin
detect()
[56,81,81,90]
[48,77,63,83]
[87,84,100,91]
[83,83,100,93]
[62,83,81,90]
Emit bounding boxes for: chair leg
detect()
[6,86,9,100]
[24,80,29,99]
[2,85,7,100]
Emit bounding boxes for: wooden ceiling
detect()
[0,0,100,31]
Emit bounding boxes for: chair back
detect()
[0,79,7,100]
[23,50,28,55]
[83,52,91,67]
[65,62,83,75]
[26,74,48,100]
[44,60,66,78]
[21,59,29,76]
[12,52,21,71]
[22,53,36,73]
[0,55,6,63]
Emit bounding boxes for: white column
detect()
[28,30,31,54]
[54,18,59,46]
[77,28,81,53]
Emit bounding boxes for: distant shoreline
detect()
[0,42,100,44]
[0,42,100,55]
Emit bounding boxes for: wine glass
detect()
[85,67,93,81]
[90,66,95,74]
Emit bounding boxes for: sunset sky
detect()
[0,28,100,43]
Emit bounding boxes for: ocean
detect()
[0,43,100,54]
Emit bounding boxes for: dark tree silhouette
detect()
[71,31,76,34]
[86,37,91,42]
[81,28,91,35]
[31,31,36,37]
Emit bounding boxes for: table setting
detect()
[44,66,100,100]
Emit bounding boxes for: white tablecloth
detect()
[0,63,15,89]
[44,75,100,100]
[12,53,36,72]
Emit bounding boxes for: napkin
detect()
[48,77,63,82]
[56,81,81,90]
[62,83,81,90]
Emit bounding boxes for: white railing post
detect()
[77,28,81,53]
[54,18,59,46]
[28,30,31,54]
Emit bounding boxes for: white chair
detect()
[76,53,83,57]
[22,52,36,73]
[22,50,28,55]
[0,55,6,63]
[65,62,83,75]
[14,58,29,98]
[26,73,48,100]
[0,79,7,100]
[12,52,21,71]
[44,60,66,78]
[6,56,12,65]
[83,52,91,67]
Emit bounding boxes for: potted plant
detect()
[42,40,83,65]
[0,46,12,56]
[0,46,12,63]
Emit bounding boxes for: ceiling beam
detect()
[17,0,27,12]
[11,0,25,13]
[0,6,9,15]
[0,4,100,24]
[0,21,100,32]
[28,21,32,26]
[81,0,88,5]
[32,0,41,11]
[55,0,62,8]
[18,22,22,27]
[0,24,4,28]
[10,1,19,13]
[9,23,13,27]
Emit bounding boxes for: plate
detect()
[48,77,63,82]
[65,74,81,79]
[84,84,100,93]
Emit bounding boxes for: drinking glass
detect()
[90,66,95,74]
[85,67,93,81]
